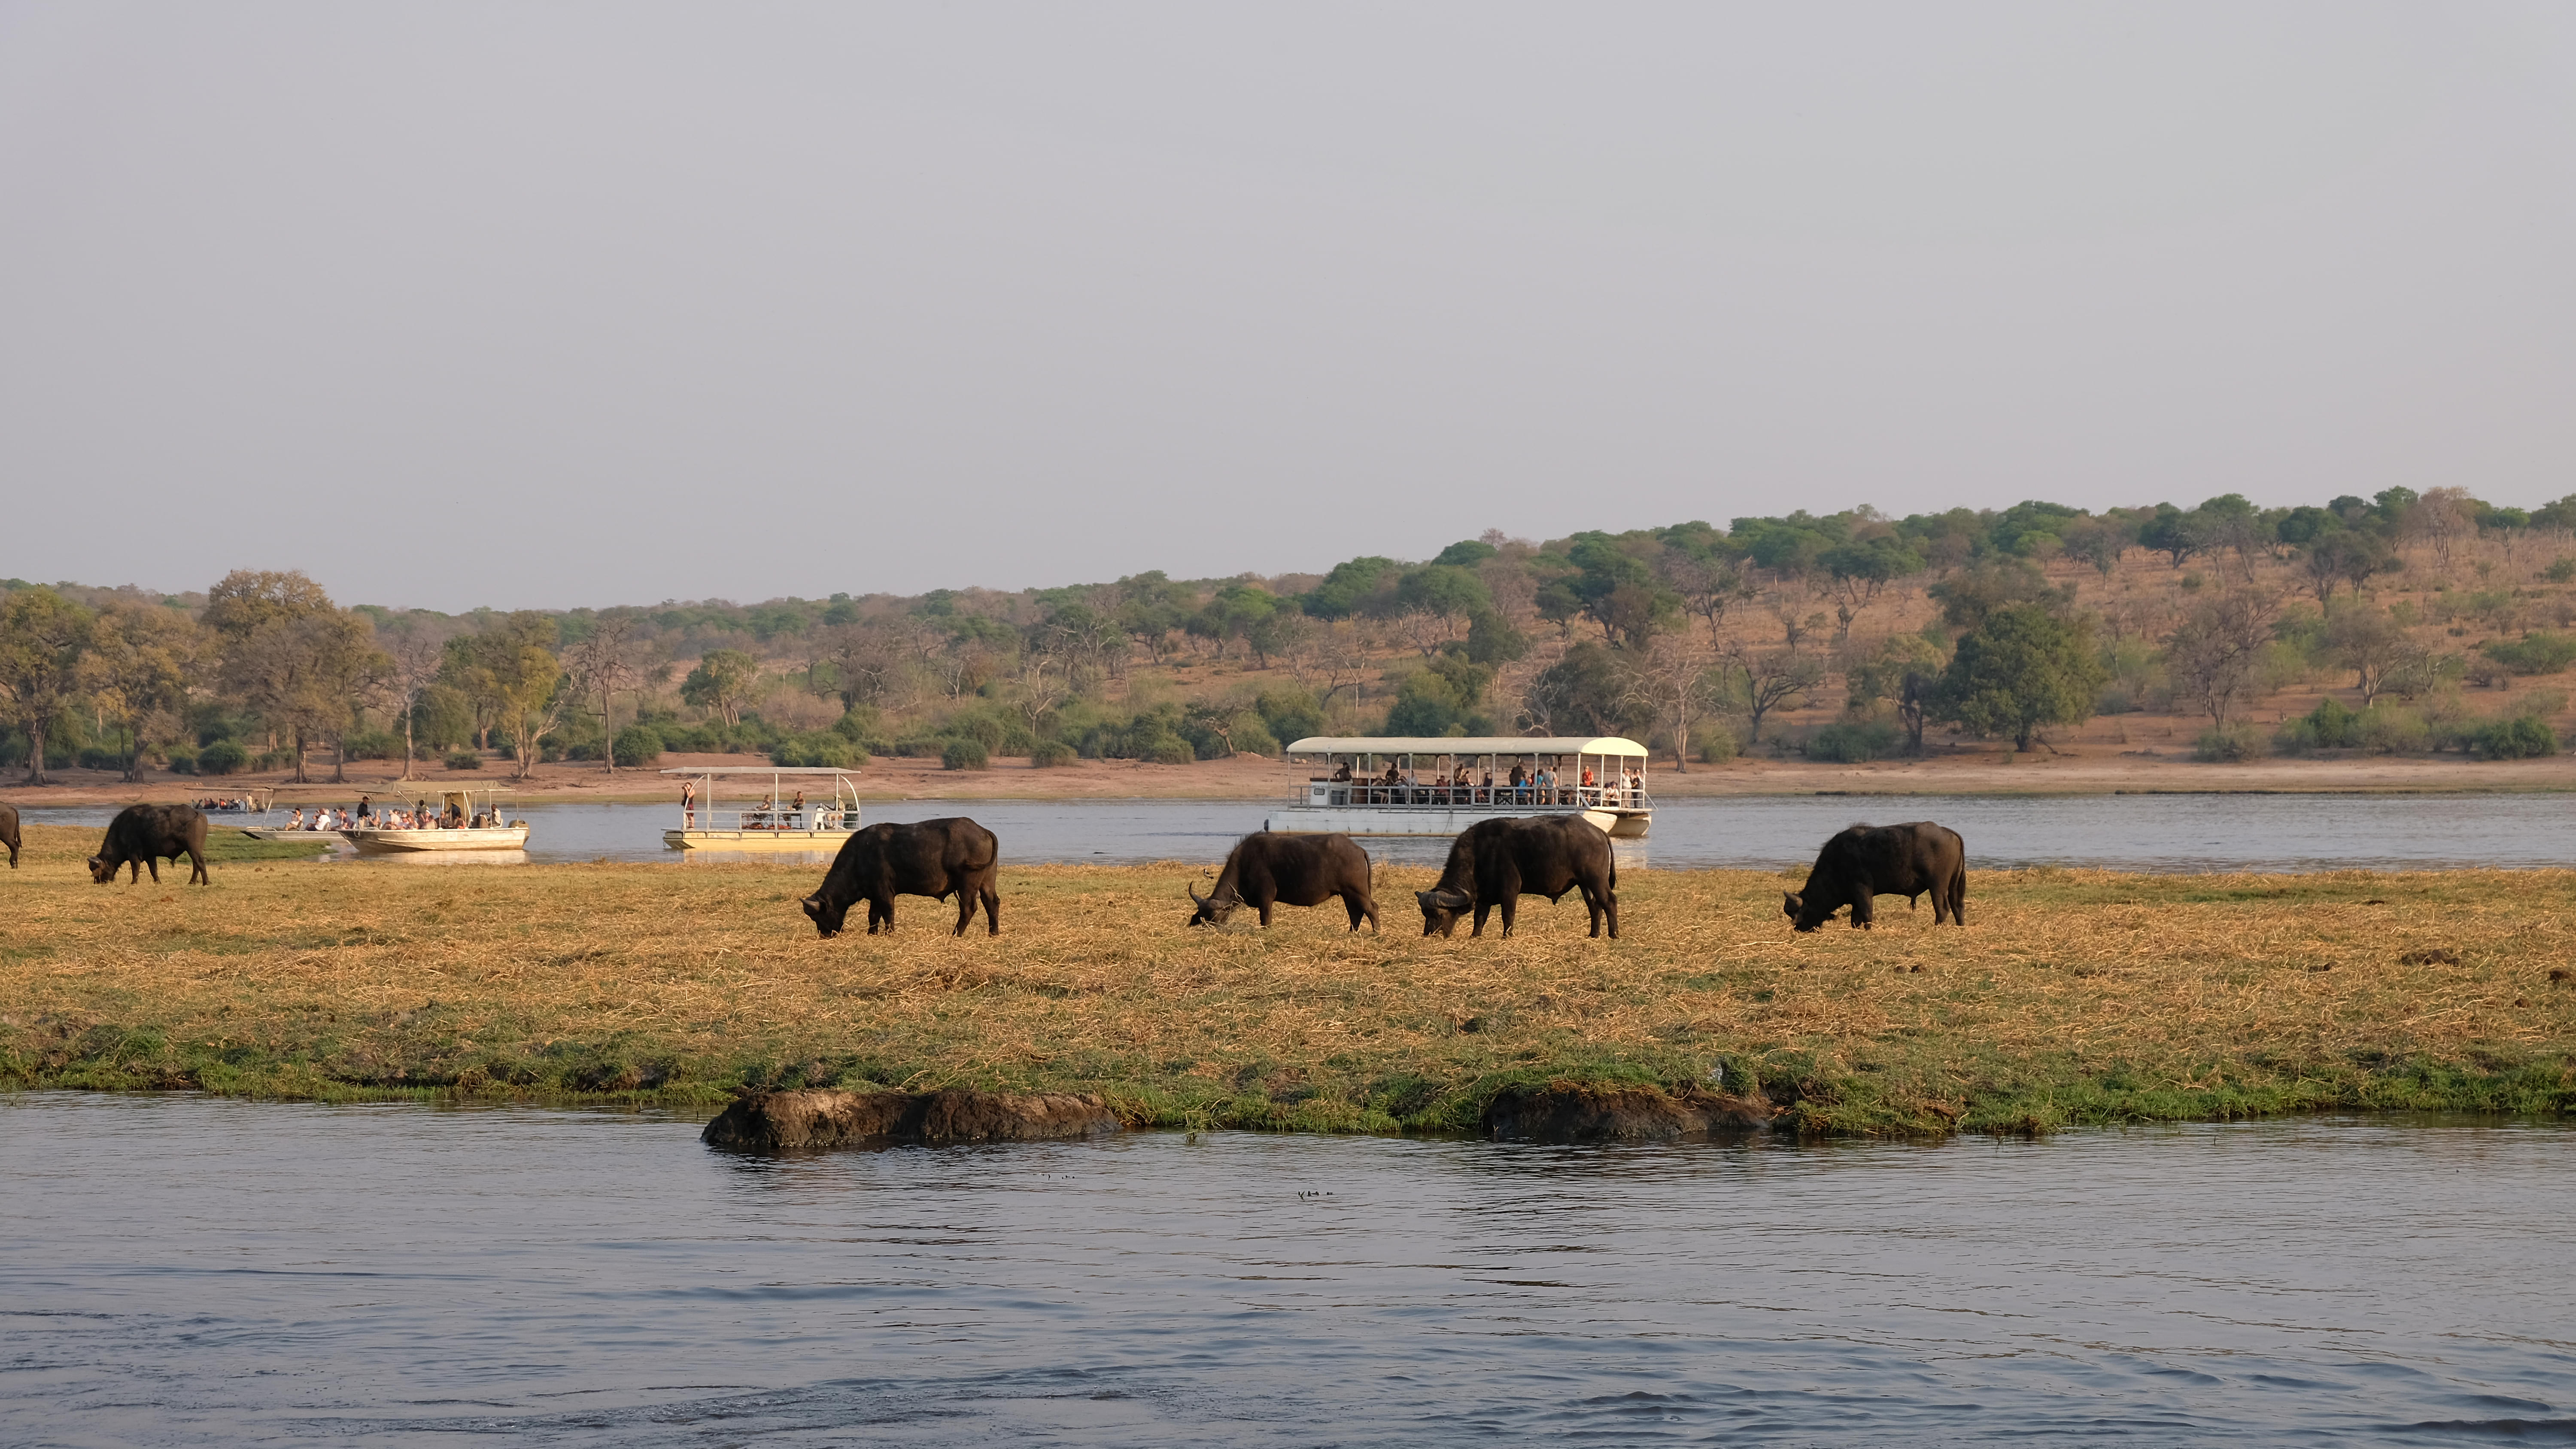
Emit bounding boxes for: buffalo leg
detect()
[1851,893,1874,929]
[187,848,208,885]
[979,885,1001,935]
[1343,891,1374,933]
[1257,900,1274,927]
[868,897,893,933]
[1497,894,1517,937]
[1946,872,1967,926]
[1473,902,1494,937]
[952,889,975,937]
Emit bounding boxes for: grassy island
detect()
[3,823,2571,1136]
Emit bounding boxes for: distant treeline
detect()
[8,484,2576,784]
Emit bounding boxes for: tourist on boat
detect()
[1331,763,1351,782]
[287,808,304,830]
[681,778,697,830]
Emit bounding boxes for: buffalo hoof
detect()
[1482,1082,1772,1144]
[702,1088,1124,1151]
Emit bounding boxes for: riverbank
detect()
[6,823,2570,1135]
[11,746,2576,810]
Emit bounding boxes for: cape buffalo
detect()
[1,802,18,868]
[1416,814,1617,939]
[90,803,210,886]
[1784,822,1965,931]
[1188,831,1379,932]
[802,817,1000,938]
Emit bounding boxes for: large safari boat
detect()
[339,787,530,854]
[1265,736,1654,839]
[661,766,863,852]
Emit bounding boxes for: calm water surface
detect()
[27,792,2576,870]
[2,1095,2570,1446]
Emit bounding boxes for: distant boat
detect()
[1265,736,1654,838]
[340,787,530,854]
[661,766,863,853]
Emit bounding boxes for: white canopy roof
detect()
[1284,736,1647,757]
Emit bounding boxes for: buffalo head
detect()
[1783,889,1833,933]
[1416,887,1472,937]
[88,854,116,884]
[802,890,851,939]
[1187,878,1241,927]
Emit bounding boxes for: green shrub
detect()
[2193,725,2260,762]
[2354,705,2430,755]
[78,746,123,770]
[1147,736,1197,766]
[773,732,864,769]
[2472,714,2558,760]
[1698,728,1738,764]
[341,728,401,761]
[2548,558,2576,584]
[2276,696,2361,755]
[1030,739,1079,768]
[941,738,989,771]
[1806,719,1899,763]
[197,740,249,776]
[165,746,199,775]
[2479,632,2576,676]
[445,750,483,771]
[612,725,663,767]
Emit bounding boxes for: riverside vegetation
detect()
[3,823,2571,1136]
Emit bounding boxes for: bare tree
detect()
[562,614,644,775]
[2324,607,2418,707]
[1623,637,1722,772]
[2412,487,2476,571]
[1723,641,1825,745]
[2163,589,2281,729]
[376,630,444,781]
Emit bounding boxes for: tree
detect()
[1535,534,1679,646]
[1391,565,1491,653]
[377,627,445,781]
[1841,633,1948,755]
[1926,560,2060,633]
[2058,514,2136,579]
[225,606,377,784]
[1930,605,2106,751]
[458,613,567,779]
[2162,590,2280,730]
[1820,535,1925,642]
[2410,486,2476,569]
[1654,523,1755,639]
[202,569,334,641]
[560,614,644,775]
[681,648,760,726]
[2297,526,2393,606]
[1623,636,1725,770]
[1722,641,1825,745]
[1383,655,1494,736]
[79,603,206,782]
[2137,504,2205,569]
[0,587,93,784]
[2324,607,2416,706]
[1520,643,1634,736]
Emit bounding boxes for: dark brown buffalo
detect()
[1,802,18,868]
[1188,831,1379,932]
[802,817,1000,938]
[90,804,210,886]
[1416,814,1617,939]
[1784,821,1966,931]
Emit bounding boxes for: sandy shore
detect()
[8,745,2576,809]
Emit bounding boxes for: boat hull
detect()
[340,826,531,854]
[1263,806,1649,839]
[663,829,860,852]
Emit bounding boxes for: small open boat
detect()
[340,788,530,854]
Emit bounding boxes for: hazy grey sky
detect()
[5,3,2572,612]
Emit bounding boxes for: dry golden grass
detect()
[3,822,2571,1134]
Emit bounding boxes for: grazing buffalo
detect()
[1784,822,1966,931]
[802,817,1000,938]
[1416,814,1617,939]
[1188,831,1379,932]
[90,804,210,886]
[1,802,18,869]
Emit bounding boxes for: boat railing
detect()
[696,806,859,832]
[1296,780,1651,811]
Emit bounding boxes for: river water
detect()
[25,792,2576,871]
[1,1094,2568,1446]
